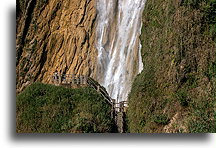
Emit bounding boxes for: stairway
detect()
[51,73,128,133]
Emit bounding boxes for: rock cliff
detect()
[16,0,97,93]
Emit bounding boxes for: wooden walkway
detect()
[51,73,128,133]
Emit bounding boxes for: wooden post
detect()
[58,73,61,84]
[97,85,100,92]
[65,74,68,84]
[123,101,128,112]
[80,75,83,85]
[71,74,75,84]
[53,72,58,84]
[77,75,80,84]
[119,101,123,112]
[62,74,65,83]
[83,76,87,85]
[111,99,116,119]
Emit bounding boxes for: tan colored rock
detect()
[16,0,97,93]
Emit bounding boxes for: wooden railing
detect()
[52,74,87,85]
[51,73,128,133]
[86,77,112,105]
[51,73,128,108]
[51,73,112,105]
[114,101,128,112]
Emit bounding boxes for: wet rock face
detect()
[16,0,97,93]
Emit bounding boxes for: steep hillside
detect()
[128,0,216,133]
[16,82,117,133]
[16,0,97,93]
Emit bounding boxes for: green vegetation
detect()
[205,62,216,80]
[182,0,216,40]
[16,82,117,133]
[153,114,170,125]
[175,89,189,107]
[127,0,216,133]
[188,97,215,133]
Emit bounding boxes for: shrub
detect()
[205,62,216,80]
[16,82,117,133]
[189,110,216,133]
[176,89,189,107]
[153,114,170,125]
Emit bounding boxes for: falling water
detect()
[96,0,146,102]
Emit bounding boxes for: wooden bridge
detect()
[51,73,128,133]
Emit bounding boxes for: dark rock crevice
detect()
[16,0,37,66]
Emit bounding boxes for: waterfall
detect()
[96,0,146,102]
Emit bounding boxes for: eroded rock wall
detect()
[16,0,97,93]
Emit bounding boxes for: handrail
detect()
[86,77,112,105]
[51,73,127,132]
[51,73,113,104]
[51,73,127,109]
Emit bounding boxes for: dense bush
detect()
[153,114,170,125]
[16,82,117,133]
[127,0,215,133]
[189,104,215,133]
[182,0,216,39]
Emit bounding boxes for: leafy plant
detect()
[153,114,170,125]
[176,89,189,107]
[189,110,216,133]
[205,62,216,80]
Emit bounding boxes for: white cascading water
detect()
[96,0,146,102]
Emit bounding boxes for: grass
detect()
[16,82,117,133]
